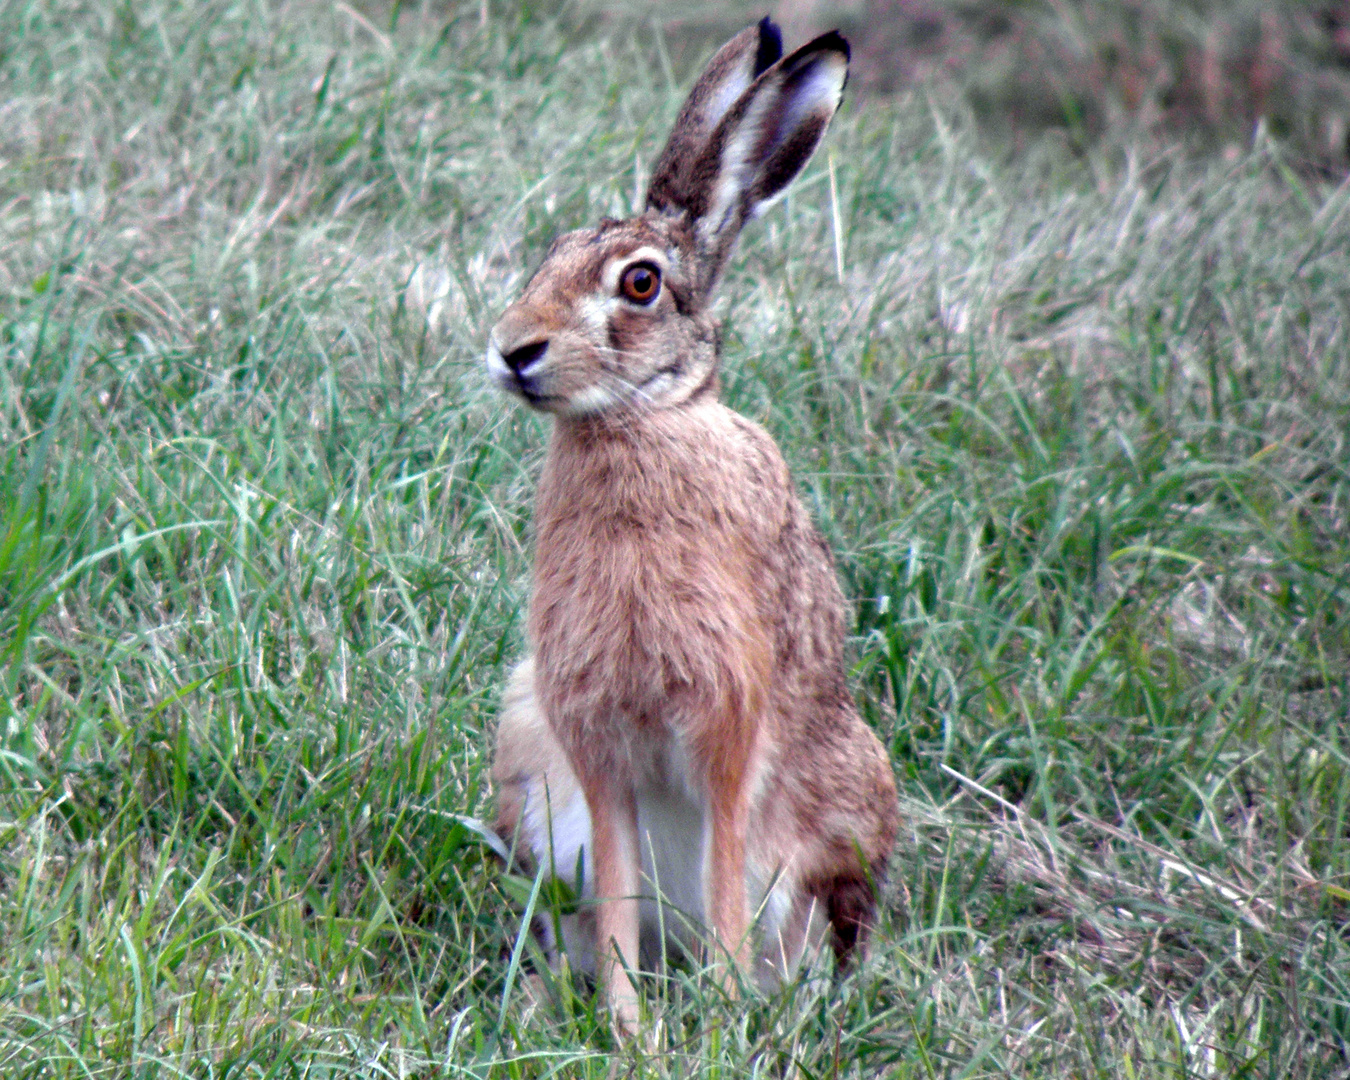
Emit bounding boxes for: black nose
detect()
[502,340,548,372]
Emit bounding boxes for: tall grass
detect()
[0,0,1347,1075]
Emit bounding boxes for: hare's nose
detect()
[501,339,548,373]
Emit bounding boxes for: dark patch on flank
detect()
[807,872,879,966]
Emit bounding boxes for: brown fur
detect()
[486,19,896,1035]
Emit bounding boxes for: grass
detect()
[824,0,1350,168]
[1,0,1348,1075]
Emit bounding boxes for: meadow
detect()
[1,0,1348,1075]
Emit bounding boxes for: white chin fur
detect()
[560,370,679,416]
[637,369,677,401]
[559,384,621,416]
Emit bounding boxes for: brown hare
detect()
[488,18,898,1033]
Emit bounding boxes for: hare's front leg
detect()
[697,644,772,988]
[581,775,642,1034]
[705,773,753,985]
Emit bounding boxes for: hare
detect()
[488,18,898,1033]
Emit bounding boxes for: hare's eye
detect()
[620,263,661,305]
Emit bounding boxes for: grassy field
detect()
[2,0,1348,1075]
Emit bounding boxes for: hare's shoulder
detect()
[691,400,792,487]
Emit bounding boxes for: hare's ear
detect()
[646,27,849,290]
[646,18,783,207]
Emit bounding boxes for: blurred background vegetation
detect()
[573,0,1350,167]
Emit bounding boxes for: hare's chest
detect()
[532,518,749,669]
[529,421,777,733]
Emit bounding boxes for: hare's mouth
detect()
[505,371,560,410]
[518,383,559,409]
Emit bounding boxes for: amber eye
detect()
[620,262,661,305]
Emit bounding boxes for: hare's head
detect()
[487,19,849,418]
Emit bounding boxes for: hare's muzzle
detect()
[486,335,550,405]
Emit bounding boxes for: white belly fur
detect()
[516,766,799,983]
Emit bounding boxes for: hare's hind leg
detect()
[754,887,830,988]
[492,659,597,972]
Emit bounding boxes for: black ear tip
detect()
[755,16,784,75]
[812,29,851,63]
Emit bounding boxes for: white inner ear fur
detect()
[704,67,755,132]
[698,52,847,244]
[699,90,778,250]
[778,54,847,139]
